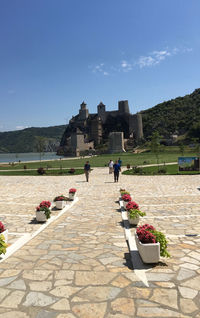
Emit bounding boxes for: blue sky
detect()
[0,0,199,131]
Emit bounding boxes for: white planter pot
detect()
[69,193,76,200]
[1,229,8,243]
[123,201,129,209]
[128,213,139,226]
[36,211,47,222]
[56,200,66,209]
[135,234,160,263]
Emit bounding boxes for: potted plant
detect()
[136,224,170,263]
[128,209,146,226]
[121,194,132,209]
[69,188,77,200]
[0,233,8,257]
[36,200,51,222]
[0,221,8,243]
[125,201,142,225]
[54,195,69,209]
[120,189,130,198]
[68,168,75,174]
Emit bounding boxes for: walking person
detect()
[113,160,121,182]
[108,159,114,174]
[118,157,122,167]
[84,161,91,182]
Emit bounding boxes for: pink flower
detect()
[69,188,77,193]
[122,194,132,202]
[137,228,156,244]
[0,221,5,233]
[40,201,51,208]
[137,224,155,231]
[126,201,139,210]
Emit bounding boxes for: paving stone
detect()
[180,298,198,314]
[135,299,158,307]
[75,271,116,286]
[1,172,200,317]
[106,315,130,318]
[155,282,175,288]
[29,281,52,291]
[0,312,30,318]
[23,291,57,307]
[181,275,200,289]
[188,251,200,261]
[180,263,199,270]
[111,275,131,287]
[146,273,174,281]
[0,290,25,308]
[7,279,26,290]
[0,276,18,287]
[150,288,178,309]
[76,286,121,301]
[125,287,151,299]
[22,270,52,281]
[72,302,107,318]
[56,314,77,318]
[0,270,21,278]
[50,286,82,298]
[111,297,135,315]
[178,286,198,299]
[35,310,57,318]
[0,287,11,302]
[54,270,74,280]
[176,268,196,281]
[50,298,70,310]
[137,307,189,317]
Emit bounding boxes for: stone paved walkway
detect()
[0,169,200,317]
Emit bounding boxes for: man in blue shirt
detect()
[113,160,121,182]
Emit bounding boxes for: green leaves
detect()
[150,230,170,258]
[0,234,8,255]
[129,209,146,219]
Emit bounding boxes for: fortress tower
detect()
[118,100,130,114]
[97,102,106,123]
[79,101,89,121]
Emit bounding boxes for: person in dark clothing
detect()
[113,160,121,182]
[118,158,122,167]
[84,161,91,182]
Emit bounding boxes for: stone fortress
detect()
[58,100,143,156]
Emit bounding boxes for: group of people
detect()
[83,158,122,183]
[108,158,122,182]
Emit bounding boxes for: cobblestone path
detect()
[0,169,200,317]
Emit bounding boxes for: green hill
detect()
[1,88,200,153]
[142,88,200,140]
[0,125,66,153]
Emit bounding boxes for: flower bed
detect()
[136,224,170,263]
[69,188,77,200]
[0,221,8,256]
[36,200,51,221]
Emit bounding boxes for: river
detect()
[0,152,64,163]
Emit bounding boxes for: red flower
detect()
[122,194,132,202]
[136,229,156,244]
[126,201,139,210]
[36,201,51,211]
[137,224,155,231]
[39,200,51,208]
[69,188,77,193]
[0,221,5,233]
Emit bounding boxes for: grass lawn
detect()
[0,168,85,176]
[123,164,200,175]
[0,147,198,171]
